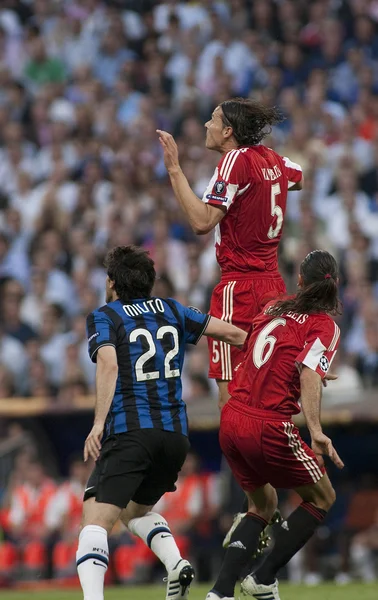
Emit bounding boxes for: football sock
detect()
[255,502,327,585]
[213,512,268,598]
[128,512,182,572]
[76,525,109,600]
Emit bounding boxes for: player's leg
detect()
[76,497,120,600]
[122,500,184,573]
[242,473,336,598]
[122,431,193,600]
[77,431,158,600]
[207,485,277,600]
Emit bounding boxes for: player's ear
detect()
[298,274,304,289]
[222,125,233,140]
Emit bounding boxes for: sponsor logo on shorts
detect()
[229,541,246,550]
[319,356,329,372]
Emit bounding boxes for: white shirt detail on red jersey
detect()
[297,321,340,378]
[283,156,303,189]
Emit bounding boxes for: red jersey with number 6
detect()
[229,307,341,418]
[202,145,302,274]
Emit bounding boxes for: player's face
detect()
[205,107,228,151]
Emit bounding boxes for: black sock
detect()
[241,496,249,512]
[255,502,327,585]
[213,513,268,597]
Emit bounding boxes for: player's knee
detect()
[312,485,336,512]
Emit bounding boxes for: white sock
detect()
[76,525,109,600]
[128,512,182,572]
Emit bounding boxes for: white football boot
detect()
[241,574,281,600]
[164,559,195,600]
[222,513,247,548]
[206,593,234,600]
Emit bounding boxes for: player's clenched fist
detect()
[157,129,180,173]
[84,422,104,462]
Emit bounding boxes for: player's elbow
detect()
[192,222,213,235]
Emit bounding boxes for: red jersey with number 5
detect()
[202,145,302,274]
[229,307,340,417]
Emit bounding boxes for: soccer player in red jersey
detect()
[205,250,344,600]
[157,98,303,409]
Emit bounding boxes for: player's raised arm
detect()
[157,129,225,234]
[204,316,247,349]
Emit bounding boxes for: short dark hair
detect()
[105,245,156,303]
[269,250,341,317]
[220,97,283,146]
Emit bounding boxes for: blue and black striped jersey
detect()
[86,297,211,437]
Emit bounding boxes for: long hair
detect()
[105,245,156,303]
[220,98,283,146]
[269,250,341,317]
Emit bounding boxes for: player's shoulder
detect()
[307,312,340,340]
[217,147,249,176]
[89,302,122,322]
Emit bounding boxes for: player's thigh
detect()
[208,279,250,380]
[132,431,190,506]
[295,472,336,511]
[261,421,326,489]
[84,432,155,509]
[120,500,154,526]
[254,276,286,312]
[219,404,266,493]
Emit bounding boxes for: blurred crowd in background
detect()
[0,0,378,587]
[0,0,377,402]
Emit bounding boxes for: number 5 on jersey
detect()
[268,183,283,239]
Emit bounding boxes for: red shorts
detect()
[208,272,286,379]
[219,400,325,491]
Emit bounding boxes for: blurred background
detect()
[0,0,377,590]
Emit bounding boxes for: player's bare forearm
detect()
[168,168,223,234]
[204,316,247,348]
[300,366,323,437]
[94,348,118,427]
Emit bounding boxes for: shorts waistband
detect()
[221,271,282,282]
[227,399,293,422]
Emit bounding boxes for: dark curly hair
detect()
[220,98,283,146]
[105,245,156,303]
[269,250,341,317]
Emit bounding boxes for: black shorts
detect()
[84,429,190,508]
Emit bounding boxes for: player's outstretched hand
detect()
[312,432,344,469]
[322,372,338,388]
[156,129,180,173]
[84,422,104,462]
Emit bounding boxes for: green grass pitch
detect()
[1,583,378,600]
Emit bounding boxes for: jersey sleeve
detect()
[86,309,117,363]
[202,150,249,211]
[283,156,303,190]
[295,319,340,378]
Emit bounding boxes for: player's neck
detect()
[220,140,239,155]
